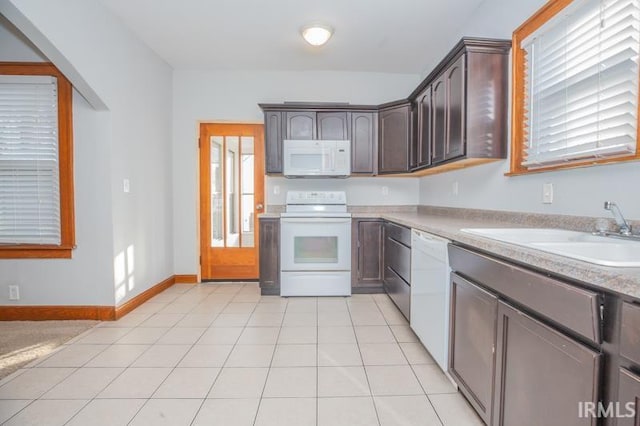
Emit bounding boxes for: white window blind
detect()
[0,75,61,245]
[521,0,640,168]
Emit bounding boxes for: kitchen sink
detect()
[461,228,640,267]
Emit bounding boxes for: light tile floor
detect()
[0,283,483,426]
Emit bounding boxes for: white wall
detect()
[0,17,115,305]
[418,0,640,220]
[266,177,418,206]
[173,70,421,275]
[0,0,174,306]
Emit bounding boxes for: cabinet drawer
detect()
[621,301,640,365]
[449,245,602,344]
[384,266,410,319]
[385,237,411,283]
[385,222,411,247]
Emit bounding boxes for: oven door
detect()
[280,217,351,271]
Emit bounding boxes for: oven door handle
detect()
[281,218,351,224]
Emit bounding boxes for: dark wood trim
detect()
[0,62,75,259]
[260,288,280,296]
[0,305,114,321]
[114,275,176,319]
[352,287,385,294]
[259,103,378,111]
[0,247,73,259]
[378,99,412,110]
[174,274,198,283]
[408,38,512,100]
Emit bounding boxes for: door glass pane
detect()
[241,136,255,247]
[226,136,240,248]
[294,236,338,263]
[210,136,224,247]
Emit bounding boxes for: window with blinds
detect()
[0,75,61,245]
[512,0,640,172]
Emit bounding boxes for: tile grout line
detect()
[347,296,382,426]
[251,291,288,426]
[190,283,252,426]
[374,293,447,426]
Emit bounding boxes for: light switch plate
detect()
[123,179,130,193]
[381,186,389,196]
[9,285,19,301]
[543,183,553,204]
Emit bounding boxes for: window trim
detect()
[508,0,640,176]
[0,62,74,258]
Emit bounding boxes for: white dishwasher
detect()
[410,229,451,374]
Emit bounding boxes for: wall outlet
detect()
[8,285,19,301]
[381,186,389,196]
[123,178,130,193]
[273,185,280,195]
[452,181,459,196]
[543,183,554,204]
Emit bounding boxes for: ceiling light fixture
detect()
[301,24,333,47]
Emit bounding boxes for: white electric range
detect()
[280,191,352,297]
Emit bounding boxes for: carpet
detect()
[0,320,99,380]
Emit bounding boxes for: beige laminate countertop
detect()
[355,211,640,300]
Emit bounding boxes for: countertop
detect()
[357,211,640,300]
[260,208,640,300]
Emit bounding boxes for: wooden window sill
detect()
[0,246,74,259]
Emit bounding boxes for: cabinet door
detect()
[352,220,383,289]
[493,301,601,426]
[318,112,348,140]
[445,55,466,161]
[258,218,280,294]
[351,112,377,174]
[264,111,283,173]
[416,87,433,169]
[378,105,410,173]
[431,77,447,164]
[449,273,497,425]
[286,111,317,139]
[617,368,640,426]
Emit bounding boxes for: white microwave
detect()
[283,140,351,178]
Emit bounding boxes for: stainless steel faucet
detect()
[604,201,632,235]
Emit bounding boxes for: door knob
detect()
[256,203,264,211]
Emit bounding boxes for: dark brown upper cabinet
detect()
[414,86,433,170]
[411,38,511,169]
[378,102,412,174]
[260,104,379,176]
[285,111,317,139]
[317,111,348,140]
[258,37,510,177]
[431,55,465,164]
[264,111,283,174]
[350,112,377,174]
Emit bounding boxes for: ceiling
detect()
[99,0,485,74]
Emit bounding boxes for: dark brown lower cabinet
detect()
[258,218,279,295]
[351,219,383,293]
[449,273,498,425]
[617,368,640,426]
[493,301,601,426]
